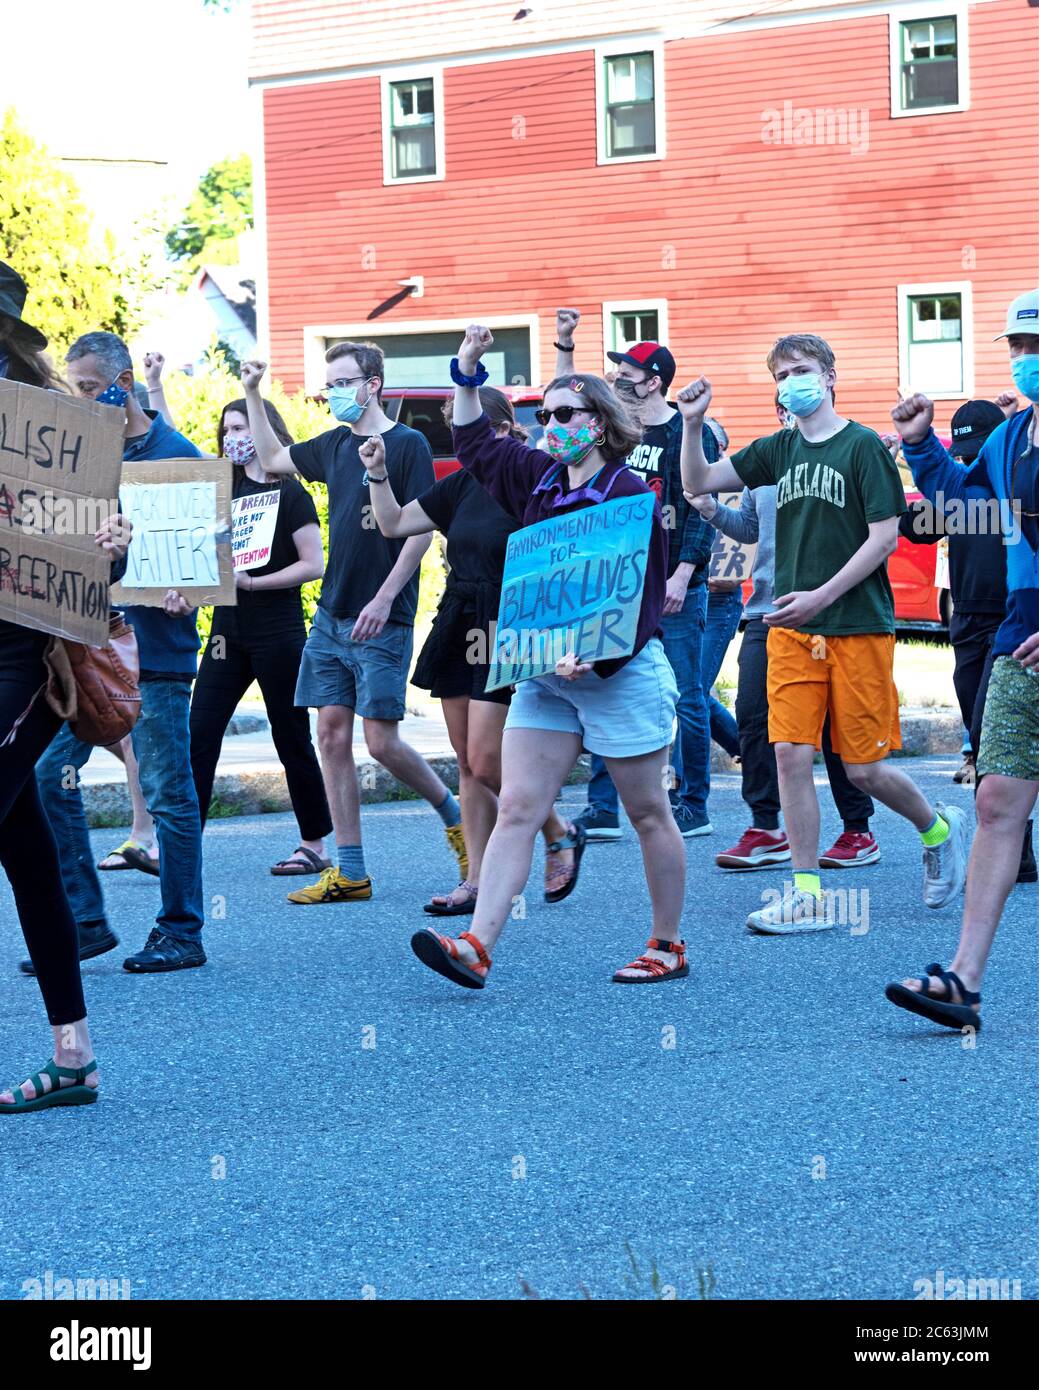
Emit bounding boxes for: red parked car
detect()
[382,388,949,630]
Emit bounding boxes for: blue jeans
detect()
[36,725,107,929]
[702,588,743,757]
[131,679,204,942]
[37,680,205,942]
[587,587,710,818]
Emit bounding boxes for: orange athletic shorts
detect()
[766,627,902,764]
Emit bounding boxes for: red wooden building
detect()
[249,0,1039,445]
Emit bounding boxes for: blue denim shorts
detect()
[295,607,413,719]
[504,638,678,757]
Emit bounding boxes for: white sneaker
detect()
[746,886,835,935]
[922,803,970,909]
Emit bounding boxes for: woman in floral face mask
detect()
[187,398,333,878]
[409,323,691,991]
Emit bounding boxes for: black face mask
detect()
[614,377,645,401]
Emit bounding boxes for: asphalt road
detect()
[1,756,1035,1301]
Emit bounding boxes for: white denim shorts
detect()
[504,638,677,758]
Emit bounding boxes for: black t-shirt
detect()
[224,472,320,619]
[289,423,435,624]
[624,418,670,506]
[416,469,519,583]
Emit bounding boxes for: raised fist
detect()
[555,308,581,345]
[241,359,268,392]
[359,434,387,476]
[676,377,712,421]
[143,351,165,388]
[890,393,934,444]
[457,324,494,374]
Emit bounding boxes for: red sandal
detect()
[411,926,492,990]
[612,937,689,985]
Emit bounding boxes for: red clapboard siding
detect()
[261,0,1039,445]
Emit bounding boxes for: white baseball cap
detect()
[994,289,1039,340]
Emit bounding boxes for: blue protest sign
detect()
[485,493,654,691]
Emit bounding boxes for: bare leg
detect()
[364,717,449,805]
[775,742,820,869]
[0,1017,98,1104]
[427,697,494,906]
[98,735,158,866]
[450,728,582,960]
[316,705,361,847]
[607,747,687,976]
[841,755,938,832]
[899,774,1038,1003]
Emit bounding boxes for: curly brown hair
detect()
[542,373,642,459]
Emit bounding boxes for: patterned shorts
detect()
[977,655,1039,782]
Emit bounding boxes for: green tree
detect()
[165,154,252,282]
[0,108,146,353]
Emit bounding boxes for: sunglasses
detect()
[534,406,595,427]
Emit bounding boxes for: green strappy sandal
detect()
[0,1059,99,1113]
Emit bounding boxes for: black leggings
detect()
[0,626,86,1026]
[189,621,332,841]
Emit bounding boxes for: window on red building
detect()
[389,77,437,178]
[603,52,657,158]
[899,15,959,110]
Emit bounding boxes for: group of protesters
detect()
[1,252,1037,1110]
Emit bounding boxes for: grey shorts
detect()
[295,607,414,720]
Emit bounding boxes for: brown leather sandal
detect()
[612,937,689,985]
[411,927,491,989]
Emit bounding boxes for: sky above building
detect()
[5,0,252,216]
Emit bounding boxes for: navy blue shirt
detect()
[120,411,204,679]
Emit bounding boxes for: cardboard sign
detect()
[0,380,124,646]
[709,491,757,583]
[112,458,235,607]
[486,493,654,691]
[231,488,280,571]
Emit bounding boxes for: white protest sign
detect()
[231,489,280,571]
[111,458,235,607]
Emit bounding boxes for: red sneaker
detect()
[716,827,791,871]
[819,831,881,868]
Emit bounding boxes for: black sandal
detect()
[885,962,982,1031]
[544,823,587,903]
[271,846,333,877]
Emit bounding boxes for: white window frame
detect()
[595,39,666,166]
[302,314,541,394]
[897,280,974,400]
[381,66,446,185]
[889,2,969,119]
[601,300,671,371]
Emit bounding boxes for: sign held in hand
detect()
[485,493,654,690]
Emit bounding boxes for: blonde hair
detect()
[542,373,642,458]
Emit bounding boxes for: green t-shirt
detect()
[731,422,906,635]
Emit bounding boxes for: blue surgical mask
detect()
[97,378,129,408]
[778,372,827,418]
[328,382,371,423]
[1010,353,1039,404]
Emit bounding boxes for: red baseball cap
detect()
[606,341,676,388]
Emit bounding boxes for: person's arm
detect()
[764,517,899,629]
[554,307,580,377]
[451,324,541,519]
[898,499,941,546]
[350,534,432,641]
[1013,630,1039,671]
[143,352,175,429]
[358,434,437,538]
[237,523,324,593]
[676,378,744,495]
[995,391,1019,420]
[239,361,296,475]
[692,486,761,544]
[891,393,993,504]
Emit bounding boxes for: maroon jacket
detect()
[452,413,666,678]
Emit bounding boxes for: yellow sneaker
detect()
[444,822,469,880]
[286,867,373,905]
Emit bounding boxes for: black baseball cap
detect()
[949,400,1004,459]
[605,341,676,389]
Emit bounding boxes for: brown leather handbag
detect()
[43,612,141,746]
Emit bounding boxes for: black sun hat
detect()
[0,261,48,352]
